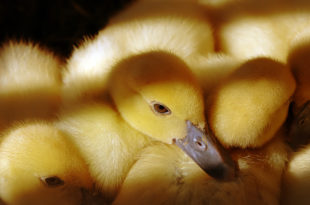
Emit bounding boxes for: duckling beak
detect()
[81,188,107,205]
[174,121,237,181]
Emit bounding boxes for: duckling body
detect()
[0,122,96,205]
[0,41,62,128]
[113,134,288,205]
[211,0,310,62]
[282,143,310,205]
[206,58,296,148]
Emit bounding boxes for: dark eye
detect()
[40,176,64,187]
[152,102,171,115]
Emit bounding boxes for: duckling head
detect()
[0,123,103,205]
[109,51,236,180]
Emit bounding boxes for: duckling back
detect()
[0,41,62,128]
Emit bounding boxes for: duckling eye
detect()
[151,102,171,115]
[40,176,64,187]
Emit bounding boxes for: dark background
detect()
[0,0,133,57]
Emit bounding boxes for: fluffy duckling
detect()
[58,51,236,202]
[0,122,104,205]
[210,0,310,62]
[0,41,62,128]
[206,58,296,148]
[112,133,288,205]
[281,143,310,205]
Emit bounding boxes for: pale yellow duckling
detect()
[112,133,288,205]
[282,143,310,205]
[210,0,310,62]
[0,122,104,205]
[206,58,296,148]
[0,41,62,128]
[58,51,236,202]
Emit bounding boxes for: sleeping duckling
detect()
[0,122,104,205]
[211,0,310,62]
[112,133,288,205]
[206,58,296,148]
[282,143,310,205]
[0,41,62,128]
[58,51,236,202]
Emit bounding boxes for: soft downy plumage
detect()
[0,41,62,129]
[0,122,101,205]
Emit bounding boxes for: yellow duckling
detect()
[210,0,310,62]
[282,143,310,205]
[112,133,288,205]
[0,41,62,128]
[58,51,236,202]
[206,58,296,148]
[0,122,104,205]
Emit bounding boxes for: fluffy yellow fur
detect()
[0,122,94,205]
[207,58,296,148]
[62,0,214,103]
[57,102,153,201]
[0,41,62,128]
[282,144,310,205]
[112,133,288,205]
[208,0,310,62]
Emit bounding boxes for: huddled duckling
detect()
[58,51,236,202]
[112,133,288,205]
[208,0,310,62]
[206,58,296,148]
[282,143,310,205]
[0,41,62,128]
[0,122,103,205]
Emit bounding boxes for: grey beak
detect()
[174,121,237,181]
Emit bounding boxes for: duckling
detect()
[58,51,236,202]
[0,122,104,205]
[211,0,310,62]
[0,41,62,128]
[112,132,288,205]
[206,57,296,148]
[281,143,310,205]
